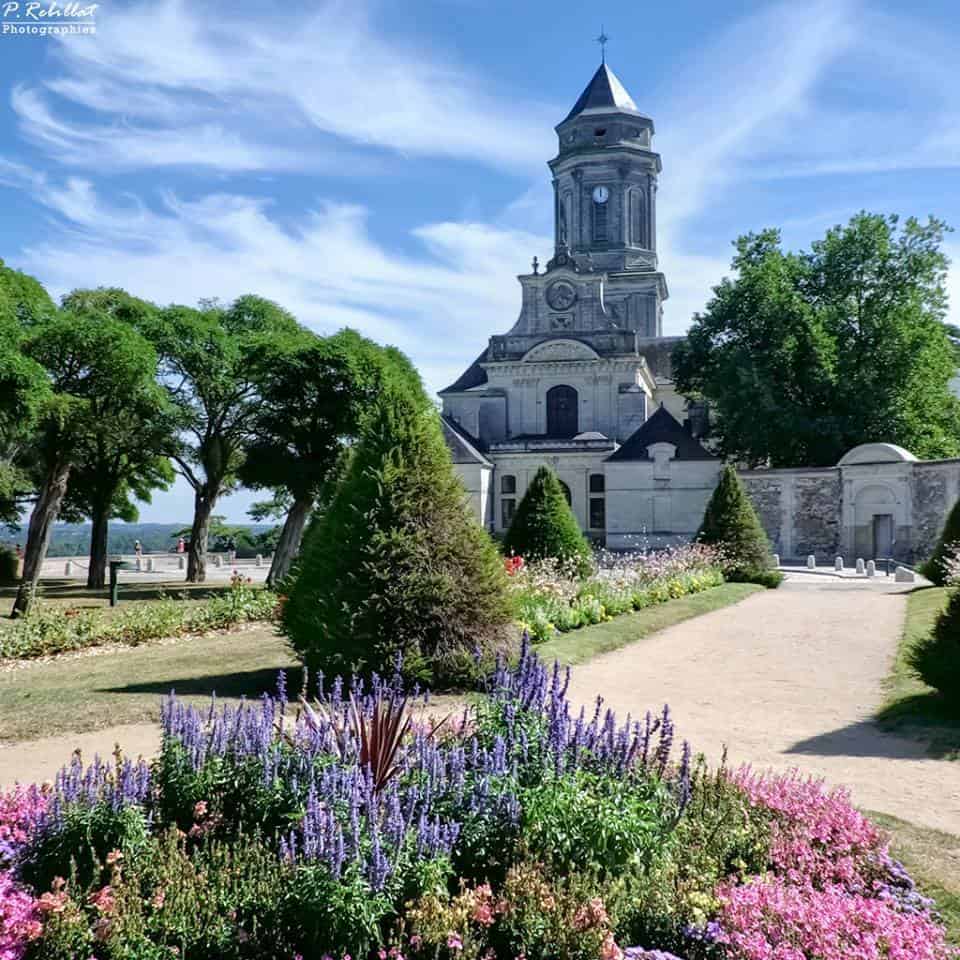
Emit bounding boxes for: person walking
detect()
[177,536,185,554]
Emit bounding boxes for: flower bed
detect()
[509,545,725,642]
[0,576,279,661]
[0,643,953,959]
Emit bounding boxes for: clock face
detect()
[592,185,609,204]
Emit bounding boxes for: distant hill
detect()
[1,522,275,558]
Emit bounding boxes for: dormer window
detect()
[594,127,607,138]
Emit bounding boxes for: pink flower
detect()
[447,933,463,951]
[193,801,208,820]
[600,933,623,960]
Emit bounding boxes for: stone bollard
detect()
[145,557,154,572]
[772,553,779,568]
[135,556,142,572]
[64,560,72,575]
[866,560,876,578]
[894,566,916,583]
[178,556,185,570]
[807,555,816,570]
[856,558,865,575]
[834,556,843,572]
[213,555,222,568]
[255,554,262,568]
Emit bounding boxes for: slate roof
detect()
[606,405,716,462]
[439,348,489,394]
[562,63,641,123]
[441,416,492,466]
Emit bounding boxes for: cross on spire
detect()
[595,26,609,63]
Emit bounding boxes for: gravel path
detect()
[566,573,960,835]
[2,573,957,837]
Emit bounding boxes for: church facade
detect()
[440,62,960,563]
[440,62,718,550]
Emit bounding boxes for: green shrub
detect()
[908,587,960,699]
[282,369,514,687]
[921,497,960,585]
[727,567,784,589]
[502,466,592,576]
[698,465,774,580]
[0,545,18,584]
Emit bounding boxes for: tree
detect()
[697,465,774,580]
[282,362,513,686]
[908,588,960,701]
[12,311,162,615]
[921,498,960,586]
[674,214,960,466]
[241,328,388,587]
[150,295,299,582]
[502,466,592,576]
[58,288,178,588]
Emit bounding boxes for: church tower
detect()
[550,63,661,276]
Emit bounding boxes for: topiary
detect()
[921,497,960,586]
[281,360,514,688]
[698,465,775,584]
[908,588,960,701]
[502,466,592,577]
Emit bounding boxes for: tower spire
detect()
[595,26,608,63]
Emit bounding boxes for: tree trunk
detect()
[186,489,215,583]
[86,497,111,590]
[267,494,313,588]
[12,460,72,617]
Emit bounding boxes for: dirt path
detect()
[566,573,960,836]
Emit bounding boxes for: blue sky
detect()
[2,0,960,523]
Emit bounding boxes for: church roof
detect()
[561,63,642,123]
[439,349,489,394]
[606,405,716,462]
[441,415,492,466]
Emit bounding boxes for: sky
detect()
[2,0,960,523]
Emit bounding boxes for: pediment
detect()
[521,339,600,363]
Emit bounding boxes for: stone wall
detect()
[793,475,842,558]
[741,476,783,554]
[911,463,957,560]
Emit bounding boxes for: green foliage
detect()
[0,257,56,328]
[674,213,960,466]
[698,465,774,580]
[502,466,592,575]
[282,364,514,686]
[521,770,670,875]
[0,582,278,660]
[908,587,960,700]
[921,498,960,586]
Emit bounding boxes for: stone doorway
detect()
[872,514,893,559]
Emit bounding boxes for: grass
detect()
[0,582,763,745]
[866,809,960,946]
[876,585,960,759]
[536,581,764,666]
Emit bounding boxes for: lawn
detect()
[866,809,960,946]
[876,585,960,759]
[0,582,762,745]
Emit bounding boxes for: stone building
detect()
[440,62,958,563]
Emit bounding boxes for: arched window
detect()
[546,385,579,437]
[559,480,572,506]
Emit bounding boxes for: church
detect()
[440,60,718,550]
[440,60,960,563]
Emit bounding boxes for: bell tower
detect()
[549,62,661,274]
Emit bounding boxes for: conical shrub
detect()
[921,498,960,586]
[282,363,514,687]
[698,465,775,581]
[908,588,960,700]
[502,465,592,576]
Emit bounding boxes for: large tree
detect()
[241,327,388,587]
[150,295,299,582]
[674,213,960,466]
[12,311,162,615]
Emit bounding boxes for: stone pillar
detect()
[64,560,72,575]
[255,554,263,568]
[145,557,154,573]
[135,557,142,572]
[866,560,876,578]
[807,555,816,569]
[834,556,843,571]
[213,555,222,568]
[178,556,185,570]
[856,558,866,575]
[772,553,780,568]
[895,566,915,583]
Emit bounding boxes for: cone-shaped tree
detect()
[921,497,960,586]
[502,465,592,576]
[282,359,514,686]
[908,588,960,699]
[698,464,774,578]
